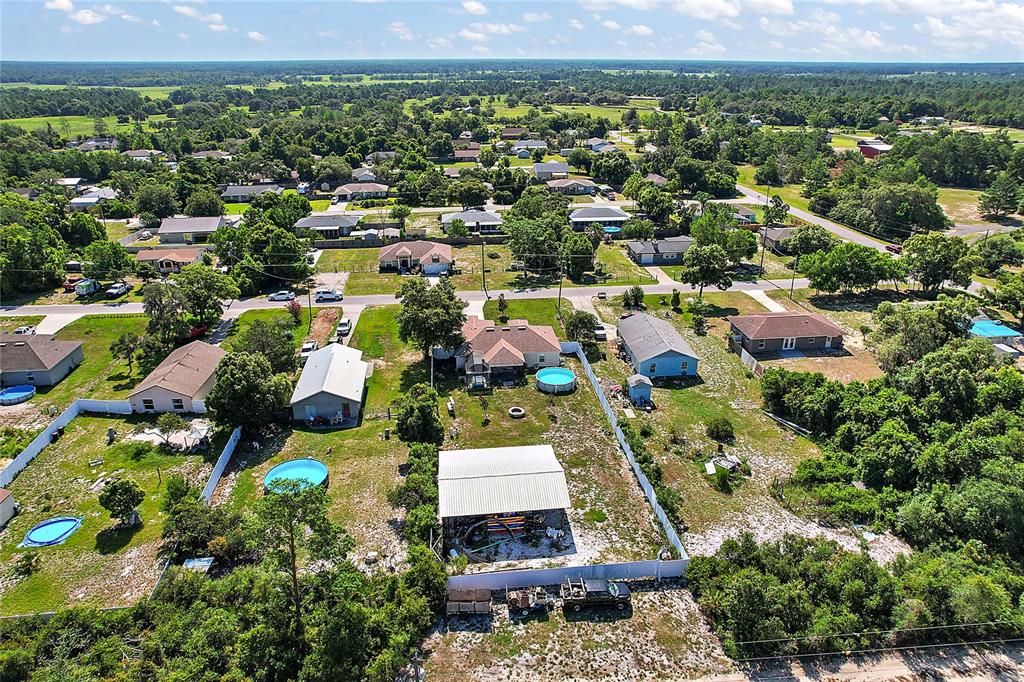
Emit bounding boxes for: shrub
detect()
[705,416,735,442]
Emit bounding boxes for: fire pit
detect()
[508,406,526,419]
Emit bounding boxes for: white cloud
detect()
[201,12,222,23]
[173,5,199,17]
[581,0,660,9]
[178,32,189,39]
[427,36,453,48]
[44,0,74,12]
[625,23,654,35]
[471,44,491,53]
[95,4,122,14]
[120,14,141,22]
[316,29,336,38]
[523,11,551,22]
[689,29,726,53]
[768,39,784,49]
[602,19,621,29]
[568,18,585,29]
[461,22,524,39]
[548,33,569,45]
[60,24,73,33]
[616,39,628,45]
[462,1,488,15]
[458,28,487,41]
[207,23,228,31]
[247,30,266,41]
[671,0,741,22]
[744,0,793,14]
[387,21,414,40]
[152,19,160,27]
[70,9,105,24]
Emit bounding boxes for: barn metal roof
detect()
[438,445,571,519]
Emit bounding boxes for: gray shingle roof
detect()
[569,206,629,222]
[158,216,226,235]
[626,236,692,256]
[294,215,362,230]
[534,162,569,173]
[441,209,502,226]
[617,313,699,363]
[0,334,82,372]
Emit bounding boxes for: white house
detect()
[290,344,368,425]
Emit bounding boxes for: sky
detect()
[1,0,1022,63]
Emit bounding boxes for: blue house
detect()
[617,313,700,379]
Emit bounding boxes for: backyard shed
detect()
[627,374,653,404]
[290,344,368,425]
[0,489,15,529]
[617,313,700,379]
[438,445,571,524]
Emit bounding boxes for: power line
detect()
[735,619,1024,647]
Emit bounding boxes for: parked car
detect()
[299,340,318,364]
[268,290,296,301]
[13,326,37,336]
[886,243,903,254]
[597,291,607,300]
[337,318,352,335]
[137,230,153,240]
[315,288,342,302]
[105,282,130,298]
[560,578,631,612]
[602,190,616,200]
[63,276,83,293]
[594,324,607,341]
[187,325,209,340]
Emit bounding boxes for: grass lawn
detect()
[224,202,249,215]
[316,247,404,295]
[481,297,573,336]
[0,316,44,333]
[589,292,823,533]
[225,306,317,352]
[936,187,992,225]
[102,221,132,242]
[736,165,810,212]
[5,277,148,307]
[0,114,167,136]
[570,195,595,203]
[309,199,330,212]
[33,315,150,410]
[0,415,214,615]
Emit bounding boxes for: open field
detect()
[0,114,169,135]
[481,297,572,336]
[225,306,319,351]
[0,415,214,615]
[4,277,147,307]
[102,221,132,242]
[0,83,179,99]
[736,165,810,212]
[316,247,405,295]
[934,186,1016,226]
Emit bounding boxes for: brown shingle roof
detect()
[379,240,452,266]
[134,248,204,263]
[726,312,844,340]
[0,334,82,372]
[0,488,11,503]
[129,341,225,399]
[461,316,560,362]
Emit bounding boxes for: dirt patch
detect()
[307,308,340,345]
[761,349,883,382]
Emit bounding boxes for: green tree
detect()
[591,151,634,185]
[135,183,179,218]
[567,148,593,173]
[394,383,444,444]
[496,292,508,320]
[395,277,466,357]
[184,188,225,217]
[389,204,411,228]
[153,413,189,449]
[671,288,681,310]
[801,158,830,198]
[725,229,758,266]
[622,173,646,207]
[142,281,190,346]
[426,132,455,159]
[986,274,1024,324]
[973,234,1024,273]
[622,218,655,241]
[638,187,674,224]
[235,318,298,373]
[99,478,145,527]
[978,172,1021,218]
[312,155,353,187]
[173,263,240,324]
[762,196,790,227]
[451,179,490,210]
[564,309,599,356]
[782,224,838,256]
[561,230,596,281]
[110,332,143,374]
[60,212,105,249]
[0,224,67,296]
[205,352,292,430]
[681,244,732,297]
[446,217,468,238]
[903,232,975,291]
[623,284,645,309]
[83,240,132,281]
[479,146,498,168]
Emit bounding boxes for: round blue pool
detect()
[263,458,329,491]
[536,367,577,394]
[0,385,36,406]
[22,516,82,547]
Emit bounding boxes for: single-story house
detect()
[365,151,398,164]
[451,316,560,389]
[76,136,118,152]
[12,188,38,200]
[969,319,1022,346]
[134,247,204,275]
[734,206,757,225]
[452,139,480,150]
[762,226,797,253]
[547,178,596,195]
[56,177,85,191]
[501,127,529,140]
[443,167,464,179]
[437,444,571,530]
[627,374,653,404]
[617,313,700,379]
[123,149,165,162]
[0,488,14,530]
[191,150,233,161]
[534,162,570,181]
[129,341,225,413]
[379,240,453,275]
[644,173,669,186]
[625,236,693,265]
[290,344,368,424]
[727,312,845,354]
[569,205,630,231]
[220,184,283,202]
[294,214,362,239]
[69,186,118,211]
[858,139,893,159]
[0,333,84,387]
[334,182,389,201]
[511,140,548,153]
[158,216,226,244]
[351,167,377,182]
[454,149,481,162]
[441,208,503,233]
[584,137,618,153]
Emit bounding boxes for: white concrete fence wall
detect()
[560,341,688,559]
[448,559,689,592]
[201,426,241,504]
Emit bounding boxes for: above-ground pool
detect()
[602,226,623,235]
[536,367,577,394]
[0,385,36,406]
[263,458,329,491]
[21,516,83,547]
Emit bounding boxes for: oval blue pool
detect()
[0,385,36,406]
[263,458,329,491]
[602,226,623,235]
[536,367,577,394]
[22,516,82,547]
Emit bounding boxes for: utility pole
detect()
[306,278,313,332]
[480,239,488,297]
[789,253,800,300]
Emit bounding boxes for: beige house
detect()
[134,248,204,275]
[452,316,560,389]
[129,341,225,413]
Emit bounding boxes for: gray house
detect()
[626,236,693,265]
[727,312,845,354]
[294,215,362,239]
[220,184,283,202]
[441,208,502,233]
[334,182,389,201]
[569,206,630,231]
[158,216,226,244]
[617,313,700,379]
[129,341,225,413]
[534,162,570,181]
[0,334,84,387]
[290,344,368,425]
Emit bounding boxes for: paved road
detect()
[734,185,890,251]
